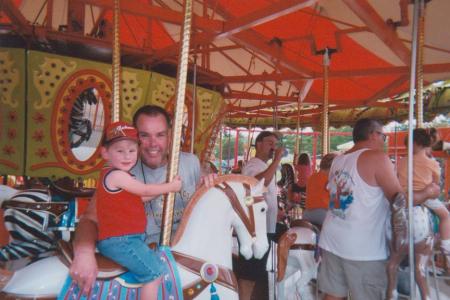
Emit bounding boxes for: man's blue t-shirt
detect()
[131,152,201,243]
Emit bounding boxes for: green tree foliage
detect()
[214,131,247,161]
[213,127,354,164]
[329,126,353,152]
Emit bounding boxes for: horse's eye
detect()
[260,207,265,213]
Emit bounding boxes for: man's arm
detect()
[254,147,284,186]
[69,195,99,294]
[412,183,440,205]
[370,152,409,252]
[373,152,403,202]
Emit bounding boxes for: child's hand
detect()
[170,175,182,192]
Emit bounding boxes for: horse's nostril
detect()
[261,207,265,212]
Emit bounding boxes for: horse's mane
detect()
[171,174,258,246]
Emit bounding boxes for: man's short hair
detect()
[255,131,280,145]
[319,153,337,170]
[132,105,172,128]
[352,118,382,142]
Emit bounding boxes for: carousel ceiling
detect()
[1,0,450,127]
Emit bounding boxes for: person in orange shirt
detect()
[397,128,450,254]
[303,153,337,226]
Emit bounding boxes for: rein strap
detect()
[214,182,256,237]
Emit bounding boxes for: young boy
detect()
[96,121,181,299]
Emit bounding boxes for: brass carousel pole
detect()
[219,125,223,175]
[416,0,425,128]
[294,96,302,164]
[274,83,279,131]
[321,48,330,156]
[112,0,121,122]
[245,121,253,162]
[160,0,193,246]
[190,53,198,153]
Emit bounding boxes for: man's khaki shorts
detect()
[318,249,387,300]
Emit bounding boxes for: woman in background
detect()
[294,153,312,193]
[303,153,337,226]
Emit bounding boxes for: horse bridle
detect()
[214,181,265,238]
[173,181,265,299]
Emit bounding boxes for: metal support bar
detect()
[407,0,421,297]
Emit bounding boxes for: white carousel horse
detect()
[275,219,319,300]
[1,174,269,300]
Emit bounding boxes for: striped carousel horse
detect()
[386,193,436,300]
[0,182,93,262]
[69,87,97,148]
[1,175,269,300]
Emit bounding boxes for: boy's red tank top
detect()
[96,167,146,241]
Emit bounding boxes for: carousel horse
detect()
[0,180,93,262]
[69,87,97,148]
[275,219,319,300]
[277,163,305,223]
[277,163,295,203]
[1,175,269,300]
[386,193,435,300]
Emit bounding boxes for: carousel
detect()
[0,0,449,299]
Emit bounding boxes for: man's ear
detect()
[254,141,260,151]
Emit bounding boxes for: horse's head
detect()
[221,177,268,260]
[171,175,269,264]
[247,179,269,259]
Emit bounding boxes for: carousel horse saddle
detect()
[277,219,320,282]
[58,240,127,279]
[49,180,95,199]
[58,240,237,292]
[58,240,237,300]
[57,242,183,300]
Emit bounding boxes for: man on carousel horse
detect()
[69,105,216,295]
[318,118,440,300]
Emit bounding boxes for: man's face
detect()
[371,126,386,150]
[135,114,171,169]
[256,135,278,161]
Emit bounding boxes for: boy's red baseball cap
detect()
[104,121,138,144]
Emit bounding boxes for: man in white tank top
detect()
[318,118,440,300]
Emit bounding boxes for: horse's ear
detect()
[252,178,267,195]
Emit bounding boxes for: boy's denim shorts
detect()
[97,233,166,283]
